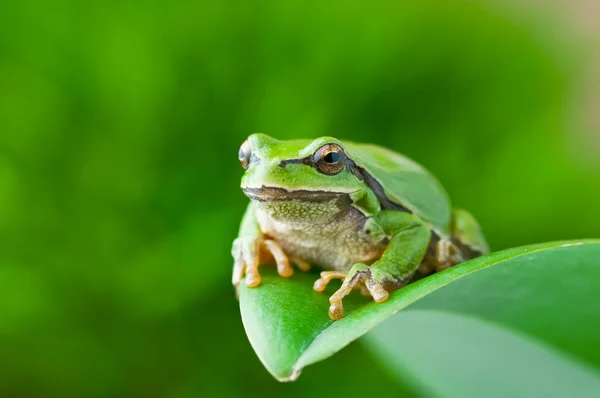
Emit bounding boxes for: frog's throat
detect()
[242,186,351,203]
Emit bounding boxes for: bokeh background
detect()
[1,0,599,397]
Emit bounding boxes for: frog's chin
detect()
[242,185,350,202]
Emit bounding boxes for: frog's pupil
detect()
[324,152,340,163]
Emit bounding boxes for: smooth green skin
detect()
[238,134,487,289]
[242,133,453,236]
[240,240,600,386]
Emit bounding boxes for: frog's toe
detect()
[245,273,262,287]
[232,251,246,287]
[291,256,311,272]
[328,301,345,321]
[367,282,389,303]
[231,236,264,288]
[244,257,262,287]
[366,268,393,302]
[313,271,347,292]
[263,239,294,278]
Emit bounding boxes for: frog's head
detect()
[238,133,365,201]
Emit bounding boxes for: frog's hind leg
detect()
[451,208,490,257]
[434,238,464,272]
[435,208,490,272]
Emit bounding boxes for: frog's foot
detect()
[435,239,464,272]
[313,271,369,296]
[290,256,311,272]
[232,237,295,288]
[328,264,392,321]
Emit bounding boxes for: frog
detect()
[232,133,489,320]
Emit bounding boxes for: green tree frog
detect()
[232,134,489,320]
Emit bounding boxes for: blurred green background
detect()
[1,0,599,397]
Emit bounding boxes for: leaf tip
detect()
[276,368,302,383]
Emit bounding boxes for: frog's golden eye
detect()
[314,143,345,175]
[238,140,252,169]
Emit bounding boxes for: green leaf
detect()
[363,240,600,397]
[239,240,600,384]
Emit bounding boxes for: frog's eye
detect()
[238,140,252,169]
[314,143,345,175]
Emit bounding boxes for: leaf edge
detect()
[284,239,600,381]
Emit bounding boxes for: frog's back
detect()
[344,141,452,238]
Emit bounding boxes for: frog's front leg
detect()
[232,202,310,289]
[325,211,431,320]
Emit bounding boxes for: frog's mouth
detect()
[243,186,350,203]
